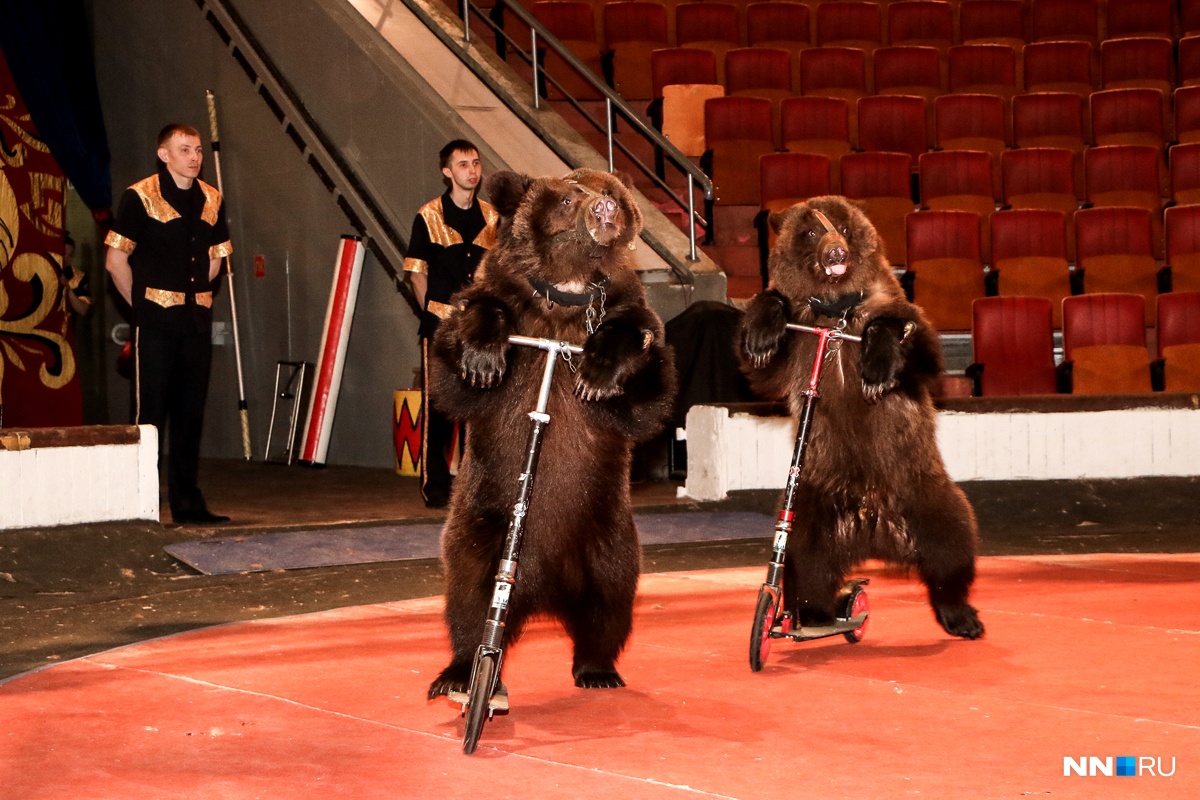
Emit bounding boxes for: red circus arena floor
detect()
[3,553,1196,799]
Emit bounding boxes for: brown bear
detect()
[738,196,984,640]
[426,168,676,699]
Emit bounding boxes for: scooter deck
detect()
[448,684,510,713]
[773,612,868,641]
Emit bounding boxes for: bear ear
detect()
[844,197,870,215]
[484,171,534,217]
[609,170,637,191]
[768,207,798,235]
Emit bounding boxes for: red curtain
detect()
[0,47,81,428]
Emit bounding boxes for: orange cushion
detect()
[1162,343,1200,392]
[1070,344,1152,395]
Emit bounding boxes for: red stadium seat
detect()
[725,48,792,147]
[532,2,604,100]
[1061,292,1151,394]
[704,96,775,206]
[905,210,987,331]
[969,297,1058,396]
[815,2,883,60]
[1165,204,1200,294]
[675,2,741,84]
[1104,0,1174,41]
[856,94,929,161]
[918,149,996,258]
[1000,148,1081,254]
[780,96,852,191]
[757,151,833,255]
[887,1,953,55]
[946,44,1017,104]
[1074,207,1160,324]
[990,209,1072,326]
[1030,0,1098,44]
[1176,86,1200,144]
[745,2,810,92]
[1156,293,1200,391]
[1083,144,1165,256]
[603,2,669,100]
[958,0,1026,51]
[1023,40,1095,97]
[1099,37,1173,96]
[840,151,915,264]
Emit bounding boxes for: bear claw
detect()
[428,661,473,700]
[935,604,985,640]
[573,669,626,689]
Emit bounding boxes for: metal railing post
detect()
[531,29,540,109]
[606,97,615,171]
[687,174,697,261]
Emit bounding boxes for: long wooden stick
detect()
[206,89,252,460]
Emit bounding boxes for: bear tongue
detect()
[825,263,847,276]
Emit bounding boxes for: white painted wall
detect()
[683,404,1200,501]
[0,426,159,529]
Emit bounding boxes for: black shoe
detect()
[422,494,449,509]
[422,488,450,508]
[173,509,231,524]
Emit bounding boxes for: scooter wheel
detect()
[462,653,498,755]
[749,591,777,672]
[841,585,869,644]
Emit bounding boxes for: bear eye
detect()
[562,196,573,206]
[840,226,849,236]
[806,228,818,238]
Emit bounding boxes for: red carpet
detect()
[2,554,1196,798]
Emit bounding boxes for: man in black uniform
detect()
[404,139,498,507]
[105,123,233,524]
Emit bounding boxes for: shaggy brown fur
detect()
[738,196,984,639]
[426,169,676,699]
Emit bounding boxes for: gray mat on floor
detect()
[164,511,773,575]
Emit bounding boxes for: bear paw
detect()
[935,603,985,640]
[573,668,627,689]
[740,290,789,368]
[575,319,648,401]
[427,660,472,700]
[457,298,513,388]
[860,317,912,403]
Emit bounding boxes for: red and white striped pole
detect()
[299,234,365,466]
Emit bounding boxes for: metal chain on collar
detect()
[584,281,607,335]
[824,307,851,361]
[560,344,578,373]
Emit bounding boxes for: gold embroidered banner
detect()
[0,47,80,427]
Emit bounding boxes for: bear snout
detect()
[586,196,620,244]
[819,234,850,277]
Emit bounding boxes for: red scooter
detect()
[749,323,870,672]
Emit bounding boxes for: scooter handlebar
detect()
[507,334,585,355]
[785,323,862,343]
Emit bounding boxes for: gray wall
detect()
[93,0,492,467]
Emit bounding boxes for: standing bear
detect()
[738,196,984,640]
[426,168,676,699]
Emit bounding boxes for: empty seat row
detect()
[748,171,1200,332]
[643,41,1178,106]
[532,0,1181,54]
[969,292,1200,396]
[532,0,1189,101]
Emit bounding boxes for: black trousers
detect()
[133,326,213,517]
[421,339,459,505]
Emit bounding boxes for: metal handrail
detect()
[197,0,416,307]
[457,0,713,264]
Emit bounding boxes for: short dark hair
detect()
[439,139,479,169]
[157,123,201,148]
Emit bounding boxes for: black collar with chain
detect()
[808,291,864,321]
[529,275,610,307]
